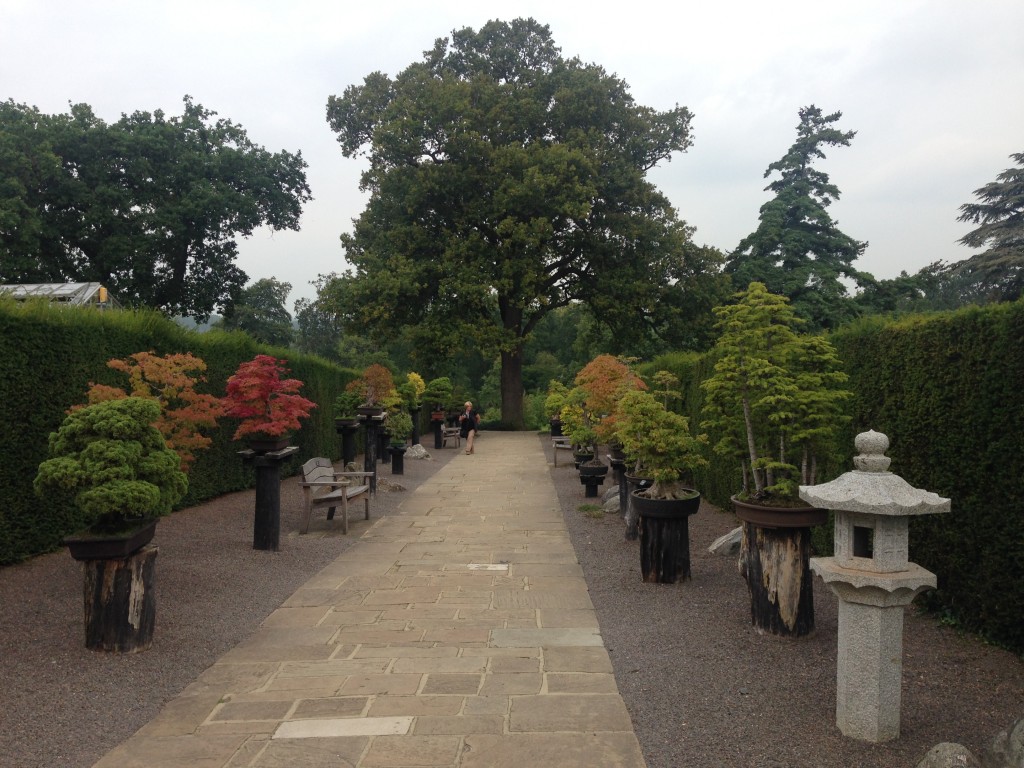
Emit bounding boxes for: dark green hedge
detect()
[640,304,1024,652]
[0,300,357,565]
[830,305,1024,652]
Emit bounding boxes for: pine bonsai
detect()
[700,282,851,502]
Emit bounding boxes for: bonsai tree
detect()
[650,369,682,409]
[544,380,570,422]
[34,398,188,533]
[700,282,851,503]
[222,355,317,441]
[613,388,708,500]
[80,351,225,472]
[398,372,426,410]
[422,377,454,414]
[355,363,399,409]
[334,386,364,420]
[562,354,646,461]
[384,409,414,445]
[558,390,598,456]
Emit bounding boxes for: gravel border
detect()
[542,434,1024,768]
[0,445,458,768]
[2,434,1021,768]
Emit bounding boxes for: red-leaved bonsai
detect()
[222,355,317,441]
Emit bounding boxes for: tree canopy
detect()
[323,18,719,426]
[955,151,1024,301]
[726,105,868,330]
[219,277,295,346]
[0,97,311,320]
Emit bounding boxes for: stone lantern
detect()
[800,430,950,743]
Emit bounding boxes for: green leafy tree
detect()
[726,106,869,330]
[854,260,992,314]
[955,151,1024,301]
[700,282,850,500]
[219,277,295,346]
[0,101,64,278]
[323,18,705,427]
[294,295,344,360]
[0,97,311,320]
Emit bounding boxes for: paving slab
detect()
[90,433,646,767]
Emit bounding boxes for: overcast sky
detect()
[3,0,1021,309]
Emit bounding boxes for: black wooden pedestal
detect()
[623,474,652,541]
[336,421,360,466]
[391,444,407,475]
[634,492,700,584]
[360,414,384,493]
[240,445,298,551]
[580,474,606,497]
[410,406,422,446]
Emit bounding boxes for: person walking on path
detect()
[459,400,480,454]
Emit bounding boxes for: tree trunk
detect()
[738,522,815,636]
[741,394,764,493]
[82,545,158,652]
[500,347,524,429]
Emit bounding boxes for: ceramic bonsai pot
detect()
[64,518,158,561]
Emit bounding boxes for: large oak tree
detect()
[324,18,718,427]
[0,97,311,320]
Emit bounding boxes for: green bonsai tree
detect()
[700,282,851,502]
[398,372,426,410]
[334,387,364,419]
[559,390,598,456]
[613,388,708,500]
[544,380,570,421]
[422,377,454,413]
[384,409,414,445]
[34,398,188,533]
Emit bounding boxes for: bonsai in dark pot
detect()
[700,282,851,635]
[384,408,414,475]
[34,397,188,651]
[222,355,317,550]
[614,388,709,584]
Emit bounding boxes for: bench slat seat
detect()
[299,457,374,534]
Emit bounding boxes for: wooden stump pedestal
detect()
[732,497,827,637]
[634,491,701,584]
[82,545,158,652]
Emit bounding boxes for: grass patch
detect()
[577,503,605,519]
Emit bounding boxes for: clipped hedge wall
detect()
[0,300,357,565]
[639,303,1024,653]
[830,304,1024,652]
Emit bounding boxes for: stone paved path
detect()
[93,432,647,767]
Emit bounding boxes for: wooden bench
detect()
[441,425,461,448]
[299,458,374,534]
[552,436,573,467]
